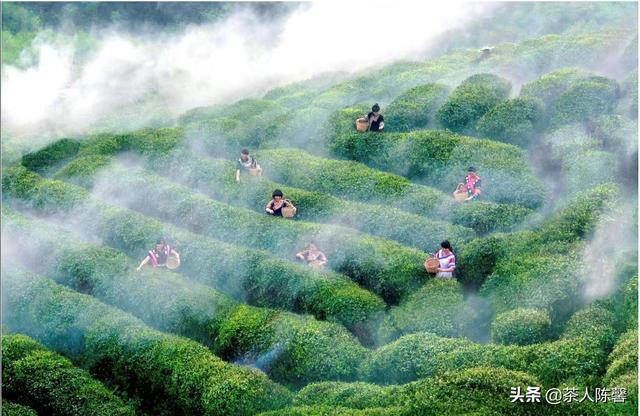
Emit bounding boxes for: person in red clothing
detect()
[136,238,180,271]
[465,166,482,201]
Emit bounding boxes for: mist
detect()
[1,2,491,144]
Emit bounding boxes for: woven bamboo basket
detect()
[248,167,262,176]
[356,118,369,132]
[453,191,468,202]
[166,255,181,270]
[453,183,468,201]
[282,205,296,218]
[424,257,440,274]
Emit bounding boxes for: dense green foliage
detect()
[54,159,430,304]
[491,308,552,345]
[450,201,533,235]
[459,184,619,319]
[2,334,136,416]
[562,304,618,351]
[601,330,638,415]
[550,79,619,127]
[1,401,38,416]
[3,209,369,386]
[258,148,454,216]
[2,268,293,416]
[294,382,401,409]
[2,166,386,337]
[624,276,638,330]
[520,67,591,111]
[381,279,465,341]
[359,330,614,388]
[38,133,474,254]
[3,6,638,413]
[327,128,544,208]
[435,73,511,134]
[20,138,81,174]
[476,97,544,147]
[384,84,450,132]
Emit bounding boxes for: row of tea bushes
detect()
[358,329,613,388]
[257,148,456,216]
[54,159,432,304]
[602,330,638,416]
[449,201,533,235]
[384,84,450,132]
[378,279,465,342]
[3,209,369,386]
[2,267,293,416]
[475,97,544,148]
[456,183,619,288]
[179,98,290,157]
[287,367,595,416]
[435,73,512,135]
[260,29,626,125]
[2,334,135,416]
[34,131,474,252]
[2,166,386,337]
[326,128,544,209]
[142,151,475,251]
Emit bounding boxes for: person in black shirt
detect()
[235,148,262,183]
[366,103,385,132]
[266,189,296,217]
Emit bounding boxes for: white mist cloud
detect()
[581,201,637,303]
[1,2,492,143]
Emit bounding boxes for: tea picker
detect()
[453,166,482,201]
[266,189,297,218]
[424,240,456,279]
[296,242,328,269]
[356,103,385,132]
[136,238,181,271]
[235,148,262,183]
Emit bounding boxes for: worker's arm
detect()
[136,256,151,272]
[235,169,241,183]
[296,250,307,261]
[379,121,384,131]
[438,259,456,273]
[265,200,274,214]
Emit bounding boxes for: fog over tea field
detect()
[1,2,638,415]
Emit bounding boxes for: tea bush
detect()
[491,308,552,345]
[476,97,544,147]
[2,268,293,416]
[2,334,136,416]
[436,73,511,134]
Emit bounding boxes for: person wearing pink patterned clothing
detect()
[435,240,456,279]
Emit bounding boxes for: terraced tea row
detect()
[2,334,135,416]
[3,267,293,416]
[3,209,369,386]
[54,157,434,304]
[3,166,385,339]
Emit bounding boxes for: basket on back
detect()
[424,257,440,274]
[356,118,369,132]
[282,200,296,218]
[166,254,181,270]
[249,167,262,176]
[453,183,468,202]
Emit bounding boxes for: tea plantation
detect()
[2,3,638,415]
